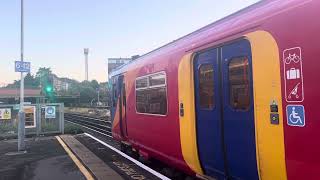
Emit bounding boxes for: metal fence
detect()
[0,103,64,139]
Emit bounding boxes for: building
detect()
[52,75,70,92]
[108,58,131,75]
[0,88,43,104]
[108,55,140,75]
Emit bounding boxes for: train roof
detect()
[109,0,307,77]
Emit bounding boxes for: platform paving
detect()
[75,133,164,180]
[60,134,123,180]
[0,136,85,180]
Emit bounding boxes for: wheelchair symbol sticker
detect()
[286,105,305,127]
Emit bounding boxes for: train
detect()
[109,0,320,179]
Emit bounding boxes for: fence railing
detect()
[0,103,64,139]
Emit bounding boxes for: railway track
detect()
[64,113,112,136]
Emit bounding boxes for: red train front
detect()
[110,0,320,179]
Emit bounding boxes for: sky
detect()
[0,0,259,85]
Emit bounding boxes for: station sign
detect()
[283,47,304,102]
[45,106,56,119]
[0,108,11,120]
[15,61,31,73]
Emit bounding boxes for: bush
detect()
[64,122,83,135]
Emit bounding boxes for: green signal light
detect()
[45,86,52,92]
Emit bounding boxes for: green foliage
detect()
[79,81,97,103]
[6,73,39,89]
[35,67,52,80]
[5,66,111,106]
[36,67,53,95]
[64,122,83,134]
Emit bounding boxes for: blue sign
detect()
[286,105,305,127]
[15,61,31,72]
[45,106,56,119]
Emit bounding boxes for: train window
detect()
[149,73,166,87]
[136,72,167,115]
[199,64,214,109]
[229,57,250,110]
[136,77,148,89]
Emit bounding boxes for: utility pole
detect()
[97,89,100,106]
[84,48,89,81]
[18,0,26,152]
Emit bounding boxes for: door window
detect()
[228,57,250,110]
[199,64,214,109]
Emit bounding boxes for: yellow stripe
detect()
[55,136,94,180]
[178,53,203,175]
[245,31,287,180]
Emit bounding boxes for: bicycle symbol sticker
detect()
[286,105,305,127]
[283,47,304,102]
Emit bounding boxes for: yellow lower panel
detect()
[178,53,203,175]
[246,31,287,180]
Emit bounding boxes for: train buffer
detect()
[0,134,167,180]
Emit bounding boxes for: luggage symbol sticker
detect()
[286,68,300,80]
[283,47,304,102]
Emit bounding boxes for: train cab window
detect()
[229,57,250,110]
[199,64,214,109]
[136,72,167,115]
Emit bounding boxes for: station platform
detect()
[0,133,167,180]
[0,136,85,180]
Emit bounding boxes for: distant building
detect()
[108,55,140,75]
[52,75,70,92]
[108,58,131,75]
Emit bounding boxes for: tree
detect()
[79,81,96,104]
[6,73,39,89]
[90,80,99,90]
[35,67,53,97]
[24,73,40,88]
[35,67,52,80]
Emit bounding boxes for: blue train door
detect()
[194,48,226,179]
[194,39,258,180]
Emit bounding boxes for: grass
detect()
[0,123,17,135]
[41,123,58,132]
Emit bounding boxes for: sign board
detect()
[283,47,304,102]
[286,105,305,127]
[15,61,31,73]
[0,108,11,120]
[45,106,56,119]
[24,106,36,128]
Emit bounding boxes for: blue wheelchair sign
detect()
[286,105,305,127]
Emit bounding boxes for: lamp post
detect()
[18,0,26,152]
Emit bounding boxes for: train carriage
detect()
[110,0,320,179]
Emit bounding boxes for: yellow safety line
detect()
[55,136,94,180]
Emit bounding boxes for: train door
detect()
[118,75,128,138]
[194,39,258,180]
[194,48,225,179]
